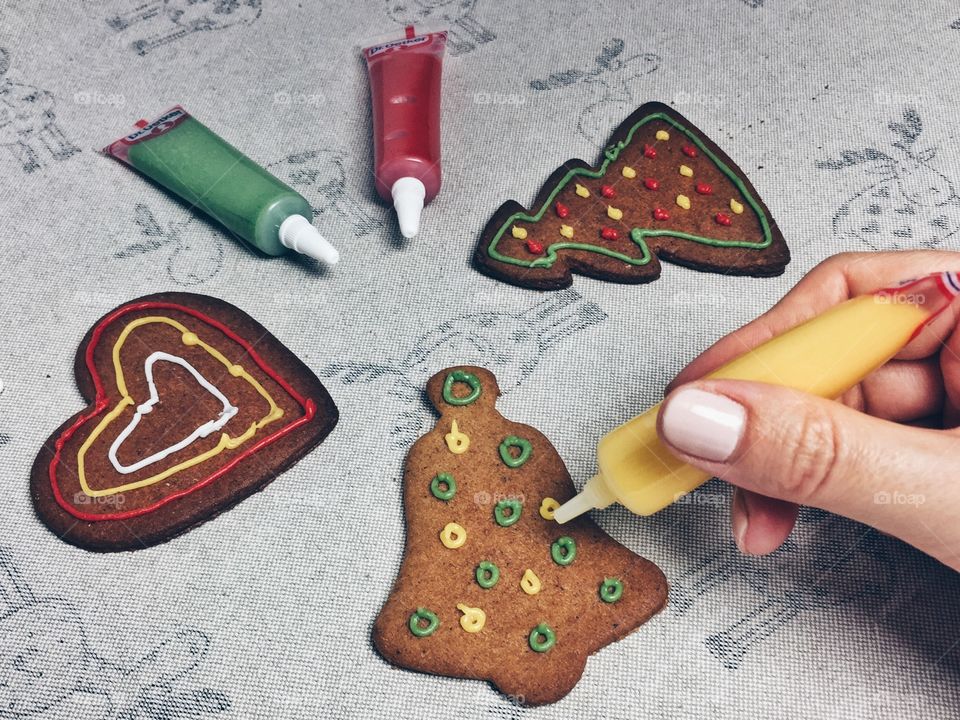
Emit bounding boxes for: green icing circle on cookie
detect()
[551,536,577,566]
[599,577,623,603]
[442,370,482,406]
[529,623,556,653]
[498,436,532,468]
[475,561,500,589]
[493,498,522,527]
[408,608,440,637]
[430,473,457,501]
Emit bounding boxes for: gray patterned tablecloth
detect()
[1,1,959,717]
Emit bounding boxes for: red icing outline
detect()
[48,301,317,522]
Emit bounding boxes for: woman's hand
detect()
[656,251,960,571]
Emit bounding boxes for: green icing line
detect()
[486,112,773,269]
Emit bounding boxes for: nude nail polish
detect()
[660,387,746,461]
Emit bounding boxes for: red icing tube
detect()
[363,27,447,238]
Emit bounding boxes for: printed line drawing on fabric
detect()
[740,0,765,8]
[0,546,229,719]
[817,107,960,249]
[321,289,607,447]
[101,0,263,56]
[385,0,495,56]
[266,148,386,238]
[528,38,660,147]
[114,203,226,287]
[671,511,896,670]
[0,48,80,174]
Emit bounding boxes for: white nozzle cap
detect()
[279,215,340,265]
[553,474,617,524]
[391,177,426,238]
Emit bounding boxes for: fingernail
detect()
[660,387,746,462]
[731,490,749,552]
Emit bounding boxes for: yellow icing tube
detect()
[555,271,960,522]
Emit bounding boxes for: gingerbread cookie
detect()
[474,101,789,289]
[373,366,667,705]
[31,292,338,551]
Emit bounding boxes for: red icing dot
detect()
[652,207,670,221]
[555,202,570,218]
[715,213,733,226]
[643,177,660,191]
[600,185,616,198]
[695,182,713,195]
[682,145,697,158]
[644,144,657,159]
[526,239,544,254]
[600,227,619,241]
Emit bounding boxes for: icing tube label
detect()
[363,31,445,57]
[102,105,191,163]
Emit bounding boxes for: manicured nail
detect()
[660,387,746,462]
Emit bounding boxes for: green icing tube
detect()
[103,105,338,264]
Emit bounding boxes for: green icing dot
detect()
[429,473,456,501]
[499,436,532,468]
[408,608,440,637]
[442,370,482,406]
[475,561,500,589]
[599,577,623,603]
[551,536,576,566]
[493,498,522,527]
[528,623,556,653]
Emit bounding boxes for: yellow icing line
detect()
[520,569,542,595]
[77,316,283,497]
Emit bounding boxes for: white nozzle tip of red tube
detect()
[279,214,340,265]
[553,474,616,524]
[391,177,426,238]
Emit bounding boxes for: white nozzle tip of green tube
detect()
[391,177,426,238]
[279,215,339,265]
[553,474,616,524]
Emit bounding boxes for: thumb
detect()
[657,380,960,564]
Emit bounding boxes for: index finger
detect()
[667,250,960,392]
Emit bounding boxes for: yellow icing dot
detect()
[730,198,745,214]
[511,225,528,240]
[181,332,199,346]
[440,522,466,549]
[655,129,670,141]
[539,497,560,520]
[444,420,470,454]
[457,603,486,632]
[621,166,637,179]
[676,194,691,210]
[520,569,542,595]
[229,364,244,377]
[559,224,574,239]
[679,164,693,177]
[607,206,623,221]
[575,183,590,198]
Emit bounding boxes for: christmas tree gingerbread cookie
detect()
[373,366,667,705]
[474,101,789,289]
[31,292,338,551]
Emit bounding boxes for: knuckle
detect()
[776,408,845,502]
